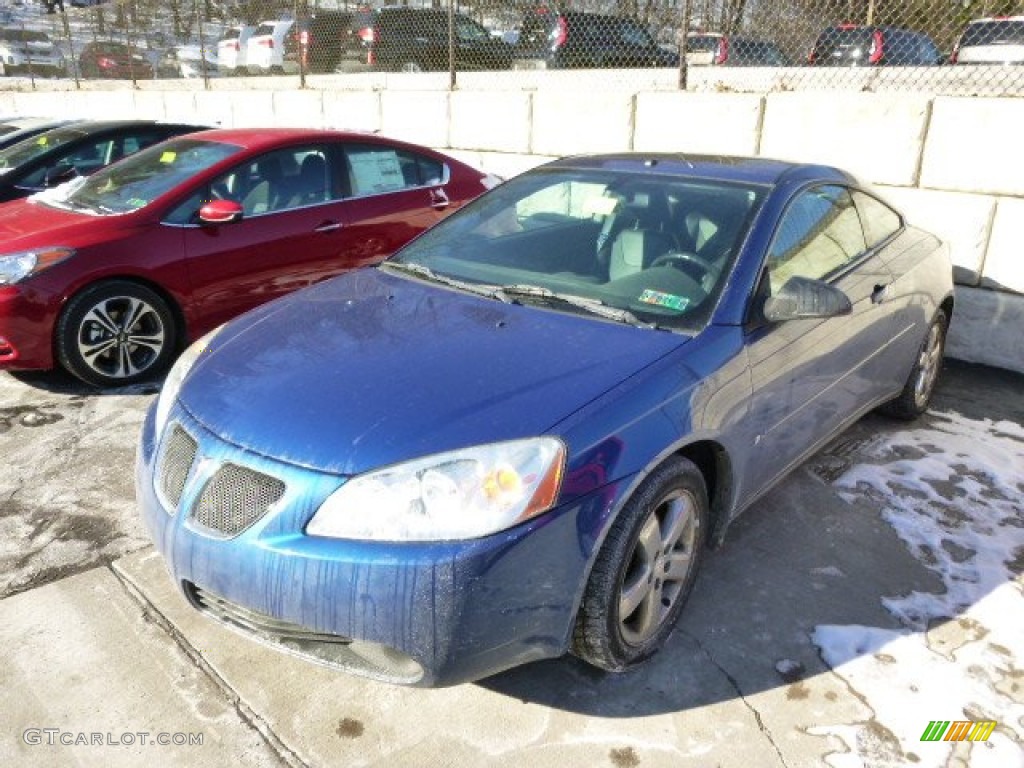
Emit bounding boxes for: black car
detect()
[346,7,513,72]
[514,10,678,69]
[809,25,944,66]
[284,10,353,73]
[0,118,79,152]
[0,120,204,204]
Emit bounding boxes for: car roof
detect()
[45,119,202,133]
[179,127,405,151]
[541,154,856,187]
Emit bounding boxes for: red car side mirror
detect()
[198,199,244,225]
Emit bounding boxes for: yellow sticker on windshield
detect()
[159,151,177,163]
[36,137,48,146]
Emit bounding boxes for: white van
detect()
[246,19,294,75]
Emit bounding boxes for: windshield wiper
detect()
[496,284,650,327]
[381,261,502,299]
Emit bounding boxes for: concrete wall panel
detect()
[760,92,931,186]
[946,286,1024,374]
[449,91,531,154]
[634,92,763,156]
[921,98,1024,196]
[323,91,381,133]
[380,90,449,147]
[980,198,1024,295]
[531,90,633,157]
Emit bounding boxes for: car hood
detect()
[179,268,689,475]
[0,199,106,243]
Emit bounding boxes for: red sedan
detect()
[0,128,496,387]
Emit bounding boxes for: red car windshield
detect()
[44,138,241,215]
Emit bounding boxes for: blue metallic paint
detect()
[136,154,954,685]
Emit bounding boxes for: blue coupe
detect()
[137,154,953,686]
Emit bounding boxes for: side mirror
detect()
[198,199,244,225]
[44,163,78,188]
[763,276,853,322]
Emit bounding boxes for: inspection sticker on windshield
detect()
[159,151,177,164]
[639,289,689,311]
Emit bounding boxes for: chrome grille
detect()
[158,425,198,510]
[191,463,285,537]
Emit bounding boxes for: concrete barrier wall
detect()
[1,83,1021,374]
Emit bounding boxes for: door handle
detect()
[871,283,891,304]
[429,188,449,210]
[314,221,342,233]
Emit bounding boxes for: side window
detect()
[210,145,334,217]
[767,185,866,292]
[344,145,443,195]
[852,190,902,248]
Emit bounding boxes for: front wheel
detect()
[56,281,177,388]
[572,456,708,672]
[881,308,948,420]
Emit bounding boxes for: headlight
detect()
[0,247,74,285]
[307,438,566,542]
[153,324,224,437]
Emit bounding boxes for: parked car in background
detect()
[514,9,678,69]
[135,153,953,687]
[685,32,789,66]
[0,28,66,77]
[217,24,255,75]
[156,44,218,79]
[284,10,353,73]
[246,19,293,74]
[78,40,154,79]
[0,120,203,203]
[809,25,943,66]
[0,128,495,386]
[347,6,513,72]
[0,117,79,151]
[951,16,1024,65]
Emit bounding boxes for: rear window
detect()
[221,28,241,41]
[961,20,1024,46]
[815,27,873,51]
[255,23,276,37]
[687,35,722,52]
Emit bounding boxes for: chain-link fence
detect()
[2,1,1022,94]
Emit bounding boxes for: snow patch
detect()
[810,411,1024,768]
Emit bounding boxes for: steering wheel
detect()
[650,251,719,283]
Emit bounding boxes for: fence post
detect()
[60,5,79,88]
[448,0,456,91]
[677,0,692,90]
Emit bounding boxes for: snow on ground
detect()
[810,411,1024,767]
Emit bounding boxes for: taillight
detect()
[715,36,728,65]
[98,56,116,68]
[869,29,883,64]
[358,26,376,44]
[231,41,240,52]
[808,48,816,64]
[553,16,567,49]
[950,42,959,63]
[258,38,273,48]
[300,29,309,46]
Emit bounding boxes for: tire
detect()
[56,281,177,388]
[399,60,424,73]
[572,456,708,672]
[881,308,948,421]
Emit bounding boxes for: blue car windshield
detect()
[390,168,765,330]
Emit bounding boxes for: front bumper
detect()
[0,285,57,370]
[136,402,625,686]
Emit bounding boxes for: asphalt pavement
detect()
[0,359,1021,767]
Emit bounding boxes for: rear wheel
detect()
[56,281,177,388]
[572,456,708,671]
[881,308,948,420]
